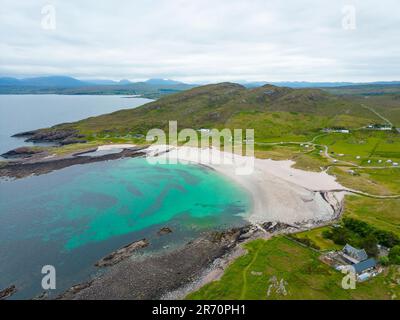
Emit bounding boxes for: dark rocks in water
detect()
[58,227,249,300]
[157,227,173,236]
[32,291,49,300]
[72,148,98,156]
[95,239,149,267]
[11,130,37,137]
[1,147,45,159]
[210,226,252,245]
[261,221,293,232]
[56,281,94,299]
[12,128,86,146]
[0,146,148,179]
[0,285,17,300]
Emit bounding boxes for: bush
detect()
[379,256,390,266]
[388,245,400,265]
[295,236,320,250]
[323,227,352,246]
[343,217,400,248]
[360,235,379,257]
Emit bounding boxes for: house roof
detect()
[353,258,377,274]
[343,244,368,262]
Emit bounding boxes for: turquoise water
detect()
[0,157,250,299]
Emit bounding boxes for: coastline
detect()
[1,143,348,299]
[147,145,347,225]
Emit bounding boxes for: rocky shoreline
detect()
[12,128,87,145]
[56,219,333,300]
[57,226,253,300]
[0,146,148,179]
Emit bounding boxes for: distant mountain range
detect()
[1,76,399,97]
[0,76,195,98]
[0,76,191,87]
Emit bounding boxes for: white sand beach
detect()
[144,145,348,224]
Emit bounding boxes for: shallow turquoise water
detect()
[0,158,250,299]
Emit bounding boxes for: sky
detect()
[0,0,399,83]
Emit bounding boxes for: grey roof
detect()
[353,258,377,274]
[343,244,368,262]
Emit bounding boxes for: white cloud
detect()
[0,0,399,82]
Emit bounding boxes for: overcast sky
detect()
[0,0,399,83]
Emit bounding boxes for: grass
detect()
[343,195,400,237]
[187,237,400,300]
[330,166,400,196]
[315,131,400,166]
[254,143,330,172]
[292,227,342,251]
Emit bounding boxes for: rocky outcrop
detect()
[0,146,148,179]
[95,239,149,267]
[0,285,17,300]
[58,226,252,300]
[157,227,173,235]
[12,128,87,145]
[1,147,45,159]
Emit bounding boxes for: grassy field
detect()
[343,195,400,237]
[292,227,342,251]
[330,166,400,196]
[315,131,400,166]
[187,237,400,300]
[254,143,330,172]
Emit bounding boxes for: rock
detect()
[13,128,85,146]
[1,147,44,159]
[59,138,87,145]
[95,239,149,267]
[32,291,49,300]
[12,130,38,137]
[261,221,292,232]
[157,227,173,236]
[0,285,17,300]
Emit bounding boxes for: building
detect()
[322,128,350,134]
[342,244,368,264]
[353,258,377,275]
[366,124,392,131]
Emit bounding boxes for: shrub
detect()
[379,256,390,266]
[360,235,379,257]
[388,245,400,265]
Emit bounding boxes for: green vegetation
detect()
[292,226,342,251]
[40,83,384,142]
[389,246,400,265]
[322,217,399,253]
[343,196,400,236]
[187,237,400,300]
[315,131,400,166]
[27,83,399,181]
[330,166,400,196]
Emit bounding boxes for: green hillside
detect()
[45,83,384,142]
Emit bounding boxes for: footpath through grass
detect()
[187,237,400,300]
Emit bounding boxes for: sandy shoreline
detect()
[146,144,347,225]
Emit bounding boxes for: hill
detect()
[23,82,394,144]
